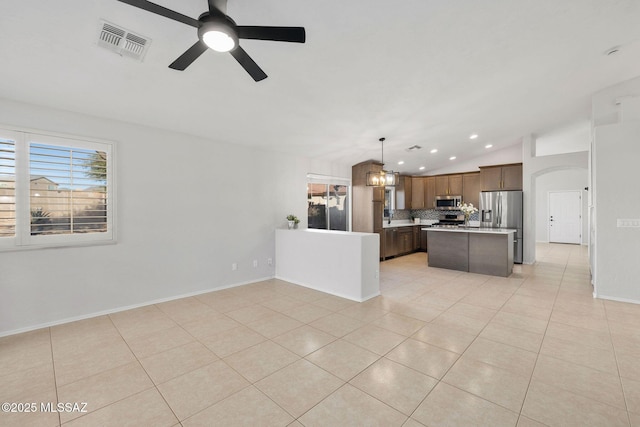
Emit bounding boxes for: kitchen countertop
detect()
[383,220,437,229]
[424,227,516,235]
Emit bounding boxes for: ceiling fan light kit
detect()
[199,18,238,52]
[116,0,305,81]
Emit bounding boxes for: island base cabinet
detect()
[427,229,515,277]
[468,233,514,277]
[427,231,469,272]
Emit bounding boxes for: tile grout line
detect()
[47,327,62,427]
[513,260,564,427]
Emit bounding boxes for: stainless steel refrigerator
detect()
[479,191,523,264]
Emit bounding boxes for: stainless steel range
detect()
[431,214,465,228]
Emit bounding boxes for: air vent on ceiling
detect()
[97,20,151,61]
[406,145,422,151]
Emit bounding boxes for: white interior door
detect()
[549,191,582,244]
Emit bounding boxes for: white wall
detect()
[535,170,588,244]
[426,143,522,176]
[592,75,640,304]
[535,120,591,157]
[522,135,588,264]
[0,98,349,335]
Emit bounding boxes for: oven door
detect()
[435,196,461,210]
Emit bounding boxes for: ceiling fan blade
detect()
[237,26,306,43]
[230,47,268,82]
[169,41,208,71]
[116,0,200,27]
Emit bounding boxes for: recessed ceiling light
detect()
[430,149,438,154]
[449,156,456,160]
[398,161,404,165]
[485,144,493,149]
[419,166,425,170]
[469,134,478,140]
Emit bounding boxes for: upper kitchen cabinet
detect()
[425,176,435,209]
[396,176,412,210]
[435,174,463,196]
[462,172,480,207]
[479,163,523,191]
[501,164,523,190]
[411,177,425,209]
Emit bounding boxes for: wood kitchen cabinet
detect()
[384,228,397,259]
[424,177,435,210]
[411,177,425,209]
[435,174,463,196]
[383,226,419,259]
[398,228,413,255]
[463,172,480,207]
[413,226,421,251]
[352,160,385,259]
[501,164,523,190]
[396,176,412,210]
[479,163,522,191]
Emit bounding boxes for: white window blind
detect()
[0,127,115,250]
[29,142,107,236]
[0,137,16,238]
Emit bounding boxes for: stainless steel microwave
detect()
[434,195,462,210]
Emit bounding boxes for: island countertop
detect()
[423,227,516,235]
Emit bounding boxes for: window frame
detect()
[306,173,351,232]
[0,126,116,251]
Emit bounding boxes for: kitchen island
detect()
[425,228,516,277]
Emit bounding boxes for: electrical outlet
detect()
[267,258,273,266]
[374,270,379,279]
[232,263,237,271]
[617,218,640,228]
[253,260,258,268]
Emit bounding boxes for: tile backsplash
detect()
[403,209,480,221]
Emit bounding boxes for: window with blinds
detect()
[0,138,16,238]
[29,143,107,236]
[0,127,114,250]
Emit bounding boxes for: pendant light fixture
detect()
[366,137,399,187]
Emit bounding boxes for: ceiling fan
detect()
[116,0,306,81]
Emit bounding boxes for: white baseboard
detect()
[0,275,275,338]
[593,293,640,305]
[274,275,375,303]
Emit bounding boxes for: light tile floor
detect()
[2,243,640,426]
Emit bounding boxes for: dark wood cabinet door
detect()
[435,176,449,195]
[449,174,463,195]
[501,164,523,190]
[411,177,425,209]
[425,177,436,209]
[463,173,480,207]
[480,166,503,191]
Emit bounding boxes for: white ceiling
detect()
[1,0,639,174]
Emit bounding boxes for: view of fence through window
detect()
[29,143,107,235]
[0,138,16,237]
[307,183,349,231]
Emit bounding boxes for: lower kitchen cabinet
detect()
[420,229,428,252]
[383,225,425,259]
[384,228,397,259]
[398,228,413,255]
